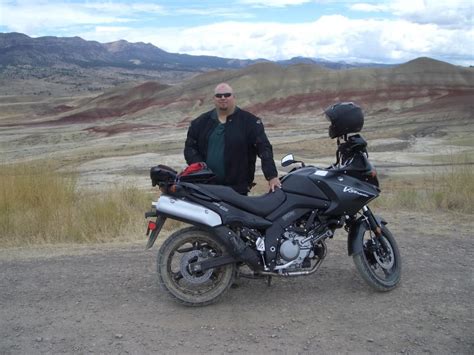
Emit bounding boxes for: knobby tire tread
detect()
[157,227,235,306]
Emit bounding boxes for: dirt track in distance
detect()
[0,211,472,354]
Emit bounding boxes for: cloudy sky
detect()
[0,0,472,65]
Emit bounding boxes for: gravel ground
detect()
[0,211,472,354]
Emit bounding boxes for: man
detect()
[184,83,281,194]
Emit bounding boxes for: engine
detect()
[277,230,314,269]
[238,221,330,273]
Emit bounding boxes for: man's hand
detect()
[268,177,282,192]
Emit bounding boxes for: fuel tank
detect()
[281,166,379,216]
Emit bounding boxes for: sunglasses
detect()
[214,93,232,98]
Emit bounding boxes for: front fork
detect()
[347,206,388,256]
[362,206,382,237]
[361,206,392,255]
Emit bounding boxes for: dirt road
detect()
[1,211,472,354]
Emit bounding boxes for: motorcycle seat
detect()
[195,184,286,217]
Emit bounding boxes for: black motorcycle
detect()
[145,102,401,306]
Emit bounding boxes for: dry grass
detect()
[255,160,473,215]
[0,161,154,247]
[2,157,471,248]
[251,161,474,214]
[374,161,474,214]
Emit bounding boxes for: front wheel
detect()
[157,227,236,306]
[353,224,401,291]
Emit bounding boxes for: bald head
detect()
[214,83,234,96]
[213,82,236,118]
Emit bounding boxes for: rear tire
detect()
[353,224,401,291]
[157,227,236,306]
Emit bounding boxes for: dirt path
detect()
[1,211,472,354]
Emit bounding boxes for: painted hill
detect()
[1,56,472,188]
[38,57,471,129]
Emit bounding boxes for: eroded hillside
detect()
[1,57,473,189]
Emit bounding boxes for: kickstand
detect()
[266,275,272,287]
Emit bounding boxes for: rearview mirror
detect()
[281,154,296,167]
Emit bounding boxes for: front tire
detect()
[353,224,401,291]
[157,227,236,306]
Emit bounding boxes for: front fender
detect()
[347,215,387,256]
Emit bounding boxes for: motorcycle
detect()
[144,102,401,306]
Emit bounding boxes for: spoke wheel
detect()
[157,227,235,306]
[353,224,401,291]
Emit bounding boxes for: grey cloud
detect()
[391,1,472,29]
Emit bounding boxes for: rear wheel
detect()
[353,224,401,291]
[157,227,236,306]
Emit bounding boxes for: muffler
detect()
[154,195,222,227]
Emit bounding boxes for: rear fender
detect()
[347,215,387,256]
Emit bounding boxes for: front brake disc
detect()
[373,239,394,269]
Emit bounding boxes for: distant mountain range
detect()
[0,32,390,73]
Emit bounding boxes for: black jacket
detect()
[184,108,278,193]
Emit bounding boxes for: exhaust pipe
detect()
[154,195,222,227]
[260,240,327,277]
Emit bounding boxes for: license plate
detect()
[145,215,166,249]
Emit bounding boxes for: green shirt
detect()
[206,115,226,183]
